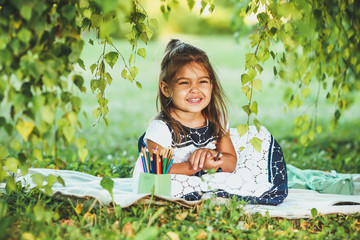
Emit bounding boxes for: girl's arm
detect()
[214,132,237,172]
[188,132,237,173]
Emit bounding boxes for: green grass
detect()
[2,35,360,239]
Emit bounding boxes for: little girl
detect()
[135,39,288,205]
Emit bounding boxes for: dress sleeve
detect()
[143,119,172,148]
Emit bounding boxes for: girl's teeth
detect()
[188,98,200,102]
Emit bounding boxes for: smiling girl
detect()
[143,39,237,176]
[136,39,288,204]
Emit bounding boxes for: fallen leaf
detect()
[83,212,97,226]
[75,203,83,215]
[122,222,135,237]
[196,231,207,240]
[21,232,35,240]
[59,219,75,227]
[300,220,310,230]
[244,223,251,230]
[167,231,180,240]
[175,212,188,221]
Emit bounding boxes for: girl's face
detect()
[161,62,213,117]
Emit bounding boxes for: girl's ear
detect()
[160,81,171,97]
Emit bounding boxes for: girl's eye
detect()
[179,81,189,85]
[200,79,210,84]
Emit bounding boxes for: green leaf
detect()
[0,146,8,159]
[245,53,257,69]
[45,174,58,187]
[270,51,275,59]
[250,101,258,115]
[149,18,158,29]
[237,124,249,137]
[253,118,261,132]
[69,40,84,62]
[105,51,119,68]
[90,79,99,93]
[136,81,142,89]
[10,140,21,152]
[93,107,101,119]
[0,117,5,127]
[187,0,195,10]
[18,28,32,44]
[121,69,127,79]
[250,137,262,152]
[5,158,19,173]
[16,120,34,142]
[90,64,97,74]
[241,86,252,101]
[255,64,263,74]
[33,148,43,162]
[311,208,318,219]
[249,32,260,48]
[241,74,250,85]
[31,173,44,188]
[0,200,8,219]
[77,58,86,70]
[57,176,65,186]
[257,12,269,25]
[61,4,76,21]
[78,147,88,162]
[75,137,87,148]
[103,117,110,126]
[130,66,138,77]
[63,126,75,143]
[100,176,114,201]
[248,69,257,80]
[20,5,32,21]
[301,88,310,97]
[273,66,277,76]
[137,48,146,59]
[105,72,112,85]
[242,105,250,116]
[252,79,262,92]
[129,54,133,65]
[41,106,55,124]
[6,176,17,192]
[33,204,52,223]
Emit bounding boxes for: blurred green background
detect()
[3,0,359,175]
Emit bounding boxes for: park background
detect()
[1,0,360,239]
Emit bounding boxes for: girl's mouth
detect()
[187,98,202,103]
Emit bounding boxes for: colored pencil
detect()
[152,149,157,174]
[146,147,152,173]
[158,152,162,174]
[214,151,221,161]
[140,152,147,173]
[162,149,167,174]
[142,148,149,173]
[165,158,174,174]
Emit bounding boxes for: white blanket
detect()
[7,168,360,219]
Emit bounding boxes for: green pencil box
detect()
[137,173,171,196]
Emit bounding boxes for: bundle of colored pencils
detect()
[139,146,174,174]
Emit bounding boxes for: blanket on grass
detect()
[2,126,359,219]
[4,167,360,219]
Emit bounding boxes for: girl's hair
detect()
[156,39,229,144]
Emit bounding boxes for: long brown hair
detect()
[156,39,229,145]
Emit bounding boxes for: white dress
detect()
[133,118,288,205]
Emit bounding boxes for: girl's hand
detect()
[188,149,223,171]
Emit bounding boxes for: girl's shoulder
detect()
[144,114,172,148]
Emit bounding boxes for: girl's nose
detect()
[189,83,200,93]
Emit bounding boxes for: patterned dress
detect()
[134,117,288,205]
